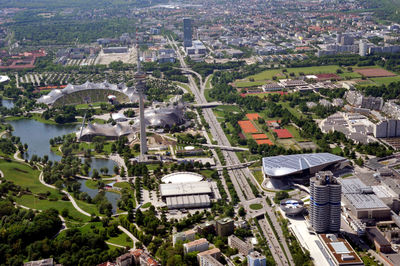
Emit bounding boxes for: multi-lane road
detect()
[167,37,293,266]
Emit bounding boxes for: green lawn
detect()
[284,125,308,142]
[200,169,216,179]
[370,76,400,85]
[248,65,341,81]
[252,170,264,186]
[141,202,152,209]
[108,232,133,248]
[338,72,362,79]
[250,203,263,210]
[0,160,49,194]
[235,80,267,88]
[205,74,213,89]
[15,194,90,222]
[281,102,303,119]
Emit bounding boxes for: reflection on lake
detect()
[78,179,120,214]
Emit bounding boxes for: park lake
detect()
[7,118,121,212]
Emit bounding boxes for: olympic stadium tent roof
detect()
[77,122,133,140]
[37,81,140,105]
[131,104,185,128]
[262,153,347,178]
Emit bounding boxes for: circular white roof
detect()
[161,172,204,184]
[0,75,10,83]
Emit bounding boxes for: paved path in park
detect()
[39,171,91,217]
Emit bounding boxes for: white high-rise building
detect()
[359,40,368,56]
[310,171,341,233]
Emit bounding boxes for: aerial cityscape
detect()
[2,0,400,265]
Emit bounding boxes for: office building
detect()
[197,248,222,266]
[310,171,341,233]
[228,235,253,255]
[184,238,209,254]
[183,18,192,47]
[216,218,234,237]
[247,251,266,266]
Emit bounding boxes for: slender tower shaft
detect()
[135,32,147,161]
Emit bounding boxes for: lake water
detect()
[1,99,14,109]
[7,119,78,161]
[7,118,120,210]
[78,179,120,214]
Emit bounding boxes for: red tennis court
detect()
[273,129,293,138]
[256,139,273,145]
[246,113,260,120]
[252,134,268,140]
[238,120,258,133]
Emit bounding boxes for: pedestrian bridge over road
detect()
[201,143,249,151]
[212,160,259,170]
[192,102,224,108]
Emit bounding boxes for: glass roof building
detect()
[262,153,347,179]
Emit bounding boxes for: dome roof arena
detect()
[262,153,347,178]
[280,199,305,215]
[132,104,185,128]
[161,172,204,184]
[37,81,140,106]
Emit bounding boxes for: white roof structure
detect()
[161,172,203,184]
[77,122,133,140]
[37,81,140,105]
[341,178,389,210]
[262,153,347,178]
[0,75,10,83]
[111,113,127,122]
[160,181,212,197]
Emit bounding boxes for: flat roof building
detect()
[160,181,218,209]
[184,238,209,254]
[173,229,196,246]
[341,178,391,221]
[365,227,393,253]
[216,218,234,237]
[197,248,222,266]
[247,251,267,266]
[262,153,347,179]
[228,235,253,255]
[319,234,363,265]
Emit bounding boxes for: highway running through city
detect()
[167,36,293,266]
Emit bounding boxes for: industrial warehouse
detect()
[160,180,221,209]
[340,178,391,220]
